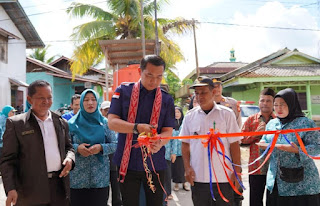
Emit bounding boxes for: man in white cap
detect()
[100,101,111,118]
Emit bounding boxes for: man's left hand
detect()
[149,139,162,154]
[59,157,73,178]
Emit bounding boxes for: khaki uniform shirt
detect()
[217,96,242,128]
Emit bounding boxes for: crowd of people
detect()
[0,54,320,206]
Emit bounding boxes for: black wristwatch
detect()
[133,123,139,134]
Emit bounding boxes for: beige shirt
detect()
[217,96,242,128]
[181,103,242,183]
[34,111,62,172]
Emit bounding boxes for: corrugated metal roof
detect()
[27,57,111,85]
[239,65,320,78]
[27,57,69,75]
[99,39,156,67]
[206,62,248,68]
[1,1,44,48]
[50,56,106,75]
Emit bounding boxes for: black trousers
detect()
[120,169,165,206]
[70,187,109,206]
[109,170,123,206]
[267,182,320,206]
[249,175,267,206]
[191,182,234,206]
[16,177,69,206]
[164,160,172,196]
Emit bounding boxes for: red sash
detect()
[119,81,162,182]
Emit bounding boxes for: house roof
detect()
[1,0,44,48]
[27,57,69,75]
[184,62,248,80]
[50,56,106,75]
[220,48,320,85]
[46,72,105,86]
[27,57,107,86]
[0,28,21,39]
[220,48,291,81]
[99,39,156,68]
[239,65,320,78]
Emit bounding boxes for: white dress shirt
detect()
[180,103,242,183]
[34,111,62,172]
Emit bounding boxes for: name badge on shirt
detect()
[22,130,34,135]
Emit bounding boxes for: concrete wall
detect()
[0,5,27,110]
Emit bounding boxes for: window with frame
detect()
[0,34,8,63]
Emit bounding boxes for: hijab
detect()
[188,95,196,110]
[1,105,14,117]
[274,88,304,124]
[68,89,107,147]
[174,106,184,130]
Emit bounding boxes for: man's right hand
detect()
[137,124,155,135]
[6,190,17,206]
[185,166,196,186]
[77,143,93,157]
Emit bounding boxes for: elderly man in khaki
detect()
[211,78,242,128]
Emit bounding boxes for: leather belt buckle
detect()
[48,171,59,178]
[48,172,53,178]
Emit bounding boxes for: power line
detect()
[200,21,320,32]
[3,19,320,47]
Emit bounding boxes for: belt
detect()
[48,171,60,178]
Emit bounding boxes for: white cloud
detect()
[173,1,320,79]
[160,0,221,19]
[21,1,320,80]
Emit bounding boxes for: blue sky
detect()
[20,0,320,79]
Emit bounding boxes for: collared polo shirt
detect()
[34,111,62,172]
[109,82,175,171]
[180,103,242,183]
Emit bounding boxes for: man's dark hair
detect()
[260,88,275,97]
[71,94,81,104]
[28,80,51,97]
[140,55,166,71]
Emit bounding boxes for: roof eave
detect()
[1,1,44,48]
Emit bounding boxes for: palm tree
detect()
[28,45,57,64]
[67,0,194,76]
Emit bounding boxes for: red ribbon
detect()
[136,127,320,202]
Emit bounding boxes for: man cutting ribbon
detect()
[108,55,175,206]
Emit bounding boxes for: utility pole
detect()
[141,0,146,56]
[104,55,109,101]
[192,18,200,78]
[154,0,159,55]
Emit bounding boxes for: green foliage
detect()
[164,70,181,99]
[182,78,193,85]
[67,0,194,76]
[28,45,57,64]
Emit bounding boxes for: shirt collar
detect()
[140,81,158,93]
[198,101,220,114]
[258,111,276,120]
[33,111,53,122]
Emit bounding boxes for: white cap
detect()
[101,101,111,109]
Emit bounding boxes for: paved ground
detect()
[0,146,319,206]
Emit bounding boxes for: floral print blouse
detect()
[261,117,320,196]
